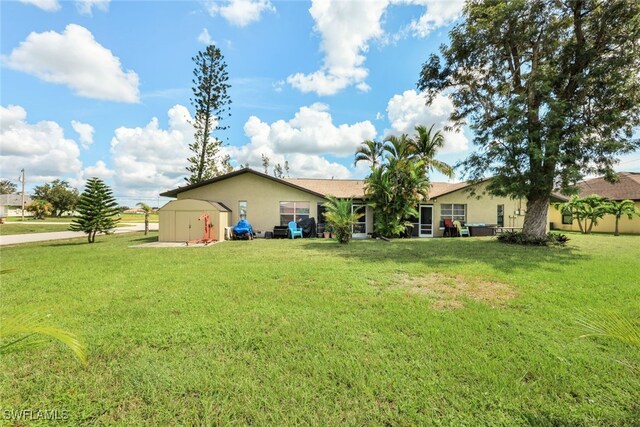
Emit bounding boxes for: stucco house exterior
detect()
[549,172,640,234]
[159,168,564,242]
[0,193,32,218]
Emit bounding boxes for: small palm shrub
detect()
[497,231,569,246]
[323,196,360,244]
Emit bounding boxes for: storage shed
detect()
[158,199,231,242]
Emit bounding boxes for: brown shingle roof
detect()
[285,178,470,199]
[578,172,640,201]
[284,178,366,198]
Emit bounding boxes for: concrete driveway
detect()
[0,223,159,246]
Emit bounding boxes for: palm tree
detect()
[409,124,454,178]
[354,139,384,169]
[383,134,413,162]
[136,202,153,235]
[606,199,640,236]
[322,195,361,244]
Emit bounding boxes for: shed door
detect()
[175,211,202,241]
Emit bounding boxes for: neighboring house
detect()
[158,168,567,242]
[0,193,32,217]
[549,172,640,234]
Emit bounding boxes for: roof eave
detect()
[159,168,328,199]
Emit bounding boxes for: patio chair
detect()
[443,218,456,237]
[288,221,303,239]
[453,220,470,237]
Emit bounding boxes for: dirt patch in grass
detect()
[394,273,517,310]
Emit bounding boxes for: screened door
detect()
[419,205,433,237]
[352,204,367,237]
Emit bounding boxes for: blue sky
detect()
[1,0,639,206]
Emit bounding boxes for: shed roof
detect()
[577,172,640,201]
[159,199,231,212]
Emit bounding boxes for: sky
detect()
[1,0,639,207]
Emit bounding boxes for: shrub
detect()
[497,231,569,246]
[322,196,360,244]
[26,200,52,219]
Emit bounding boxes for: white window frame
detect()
[239,200,247,219]
[279,201,310,226]
[439,203,466,228]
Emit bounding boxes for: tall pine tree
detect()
[70,178,120,243]
[186,44,232,184]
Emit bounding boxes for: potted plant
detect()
[323,223,333,238]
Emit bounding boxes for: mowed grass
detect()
[0,223,73,235]
[1,234,638,425]
[5,213,158,223]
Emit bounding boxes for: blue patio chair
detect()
[288,221,303,239]
[453,220,470,237]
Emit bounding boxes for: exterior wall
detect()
[176,173,327,234]
[158,199,226,242]
[548,200,640,234]
[431,182,526,237]
[366,206,374,234]
[0,207,31,217]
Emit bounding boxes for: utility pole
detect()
[20,169,25,221]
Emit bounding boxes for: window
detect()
[562,212,573,225]
[497,204,504,227]
[280,202,310,226]
[439,203,466,227]
[239,200,247,219]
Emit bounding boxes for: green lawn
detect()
[4,213,158,223]
[0,223,73,235]
[1,234,638,425]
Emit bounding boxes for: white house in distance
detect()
[0,193,32,218]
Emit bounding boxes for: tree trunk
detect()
[522,195,549,237]
[614,216,619,236]
[144,214,149,236]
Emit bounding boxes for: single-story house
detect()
[549,172,640,234]
[158,168,568,242]
[0,193,32,217]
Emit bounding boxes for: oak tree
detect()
[418,0,640,237]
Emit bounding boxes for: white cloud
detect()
[0,104,83,182]
[198,28,214,45]
[245,103,376,156]
[386,89,468,153]
[401,0,464,38]
[3,24,140,103]
[206,0,275,27]
[226,103,376,178]
[287,0,387,96]
[287,0,463,96]
[71,120,94,148]
[81,160,114,180]
[75,0,110,15]
[19,0,60,12]
[110,105,194,197]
